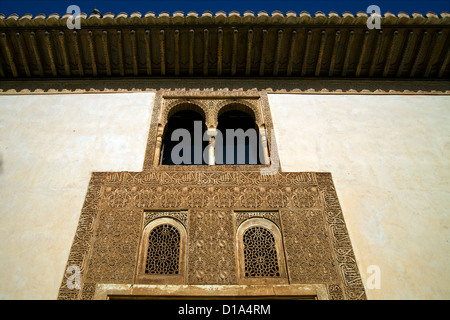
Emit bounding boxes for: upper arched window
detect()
[216,109,264,165]
[160,109,209,165]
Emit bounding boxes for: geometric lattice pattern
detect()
[145,224,180,275]
[243,226,280,277]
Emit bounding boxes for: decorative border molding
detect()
[1,79,449,95]
[93,283,329,300]
[235,211,281,230]
[143,211,188,229]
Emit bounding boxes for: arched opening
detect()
[243,226,280,277]
[160,109,209,165]
[236,217,288,284]
[137,217,187,284]
[145,224,181,275]
[216,109,264,165]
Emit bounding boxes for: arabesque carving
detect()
[57,90,366,300]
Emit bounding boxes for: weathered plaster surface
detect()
[268,94,450,299]
[0,93,154,299]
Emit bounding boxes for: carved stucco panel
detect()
[188,209,237,285]
[280,209,338,284]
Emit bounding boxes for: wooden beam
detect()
[231,28,238,76]
[217,27,223,76]
[301,30,313,76]
[1,33,18,77]
[0,55,4,77]
[286,30,298,76]
[144,30,152,76]
[174,29,180,76]
[410,31,429,77]
[369,30,384,77]
[102,30,111,76]
[341,30,355,77]
[315,30,327,76]
[72,31,84,76]
[130,30,138,76]
[44,31,57,77]
[189,29,194,76]
[438,47,450,78]
[160,29,166,76]
[273,29,284,76]
[424,31,443,77]
[259,29,268,76]
[29,32,44,77]
[203,29,209,76]
[396,31,415,77]
[245,28,253,76]
[382,30,399,77]
[58,31,71,76]
[328,30,341,77]
[355,30,370,77]
[117,30,125,76]
[15,32,31,77]
[87,30,97,76]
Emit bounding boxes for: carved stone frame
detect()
[152,95,271,167]
[136,217,187,285]
[143,90,276,170]
[236,217,288,285]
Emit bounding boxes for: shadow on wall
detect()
[0,153,3,175]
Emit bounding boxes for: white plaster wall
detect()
[0,92,154,299]
[268,94,450,300]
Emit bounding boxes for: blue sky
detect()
[0,0,449,16]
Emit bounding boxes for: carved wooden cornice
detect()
[0,79,449,94]
[0,11,449,79]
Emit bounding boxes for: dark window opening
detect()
[216,110,264,165]
[161,110,209,165]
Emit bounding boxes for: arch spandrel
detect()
[161,99,209,127]
[215,99,263,128]
[161,97,263,129]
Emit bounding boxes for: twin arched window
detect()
[160,105,265,165]
[137,216,287,284]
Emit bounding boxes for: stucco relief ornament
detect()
[58,93,366,300]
